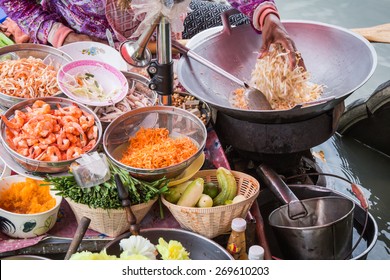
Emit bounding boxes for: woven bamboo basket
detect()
[65,197,157,237]
[161,169,260,239]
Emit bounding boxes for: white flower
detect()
[119,235,157,260]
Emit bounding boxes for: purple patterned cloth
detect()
[0,0,275,45]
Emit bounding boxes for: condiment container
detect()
[248,245,265,260]
[226,218,248,260]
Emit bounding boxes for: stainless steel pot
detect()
[176,11,377,123]
[257,164,369,260]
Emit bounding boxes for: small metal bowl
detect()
[0,97,102,174]
[90,72,157,130]
[0,43,72,108]
[170,92,212,126]
[103,106,207,181]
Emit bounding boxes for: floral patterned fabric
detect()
[0,0,275,45]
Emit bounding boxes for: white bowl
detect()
[0,157,11,178]
[59,41,128,71]
[57,60,129,106]
[0,175,62,238]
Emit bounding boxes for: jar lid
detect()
[248,245,265,260]
[231,218,246,232]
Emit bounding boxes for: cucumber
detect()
[176,178,204,207]
[164,180,193,204]
[213,167,237,206]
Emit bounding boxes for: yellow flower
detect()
[156,238,190,260]
[70,249,118,260]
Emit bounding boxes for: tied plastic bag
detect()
[130,0,191,39]
[71,152,111,188]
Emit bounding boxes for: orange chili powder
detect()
[120,127,198,169]
[0,178,56,214]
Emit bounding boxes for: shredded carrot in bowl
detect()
[0,178,56,214]
[120,127,198,169]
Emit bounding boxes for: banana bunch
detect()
[164,167,245,207]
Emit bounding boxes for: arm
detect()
[227,0,303,69]
[0,1,65,45]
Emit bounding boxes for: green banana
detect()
[213,167,237,206]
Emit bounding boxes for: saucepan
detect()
[257,164,369,260]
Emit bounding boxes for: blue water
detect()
[277,0,390,260]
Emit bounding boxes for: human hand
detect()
[258,14,306,70]
[63,32,107,45]
[0,18,30,43]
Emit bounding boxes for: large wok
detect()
[176,12,377,123]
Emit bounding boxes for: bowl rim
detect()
[57,59,129,106]
[0,175,62,216]
[0,96,103,164]
[95,71,158,124]
[103,105,207,175]
[58,41,128,71]
[0,43,73,105]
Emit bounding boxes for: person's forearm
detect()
[0,0,61,44]
[226,0,279,31]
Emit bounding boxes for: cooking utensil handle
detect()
[64,216,91,260]
[115,174,140,235]
[220,9,242,35]
[172,40,245,87]
[257,164,300,204]
[257,164,308,219]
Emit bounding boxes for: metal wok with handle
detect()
[176,10,377,123]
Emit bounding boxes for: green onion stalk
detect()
[44,161,169,216]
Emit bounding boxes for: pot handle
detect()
[257,164,308,219]
[115,174,140,235]
[221,9,242,35]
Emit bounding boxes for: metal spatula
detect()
[172,40,272,110]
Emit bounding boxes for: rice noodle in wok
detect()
[232,44,324,110]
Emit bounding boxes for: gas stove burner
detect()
[225,147,326,187]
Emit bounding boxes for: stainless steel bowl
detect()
[90,71,157,130]
[103,106,207,181]
[0,43,72,108]
[0,97,103,173]
[104,228,234,260]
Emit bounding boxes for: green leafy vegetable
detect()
[45,161,169,210]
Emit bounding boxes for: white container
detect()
[248,245,265,260]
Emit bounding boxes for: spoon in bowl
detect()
[171,40,272,110]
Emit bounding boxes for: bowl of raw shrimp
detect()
[0,43,73,108]
[90,72,158,130]
[0,97,102,173]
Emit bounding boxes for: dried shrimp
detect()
[0,57,61,98]
[1,100,98,161]
[231,44,324,110]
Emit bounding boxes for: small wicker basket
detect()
[65,197,157,237]
[161,169,260,239]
